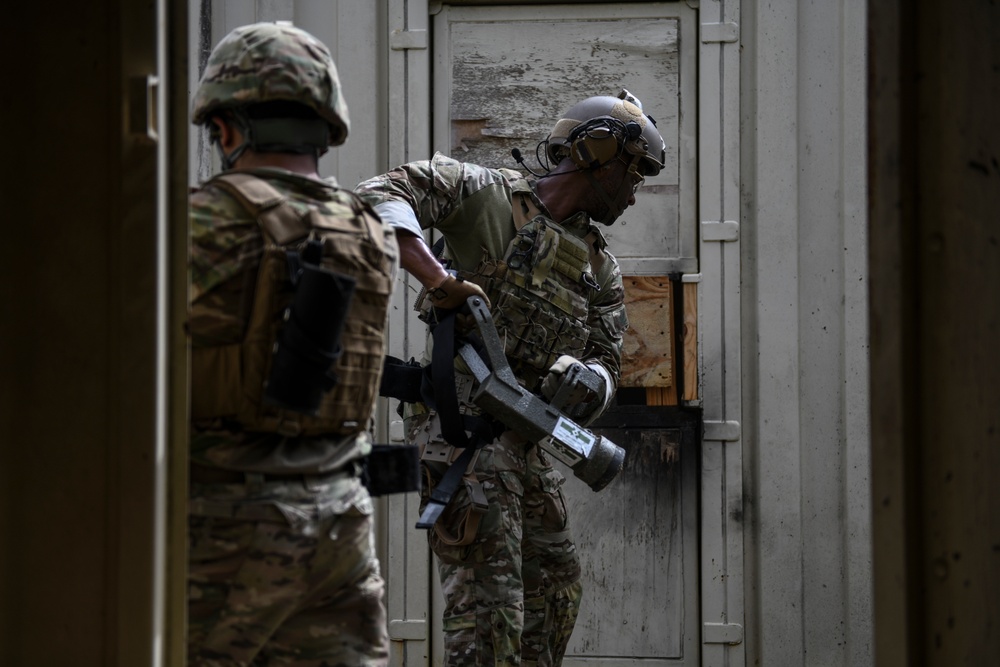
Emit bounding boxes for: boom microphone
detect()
[511,148,545,177]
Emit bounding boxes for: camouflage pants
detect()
[416,418,583,667]
[187,472,389,667]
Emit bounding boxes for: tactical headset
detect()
[566,116,645,171]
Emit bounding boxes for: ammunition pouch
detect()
[428,464,489,547]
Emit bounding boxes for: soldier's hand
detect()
[541,355,610,422]
[541,355,593,404]
[428,274,490,311]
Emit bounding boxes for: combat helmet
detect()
[546,90,665,177]
[192,22,350,164]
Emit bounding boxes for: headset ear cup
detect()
[570,130,621,169]
[570,136,595,168]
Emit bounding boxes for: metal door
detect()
[427,4,704,664]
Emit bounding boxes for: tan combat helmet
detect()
[546,89,666,177]
[192,22,350,165]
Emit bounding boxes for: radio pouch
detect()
[263,239,357,415]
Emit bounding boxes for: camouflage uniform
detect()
[188,23,395,667]
[356,153,627,666]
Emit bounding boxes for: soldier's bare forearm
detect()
[396,231,449,289]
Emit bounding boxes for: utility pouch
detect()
[264,241,357,415]
[432,475,489,547]
[361,444,422,496]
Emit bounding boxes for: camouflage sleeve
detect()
[188,185,261,346]
[583,250,628,390]
[355,152,507,236]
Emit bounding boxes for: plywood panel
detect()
[622,276,674,389]
[682,281,699,402]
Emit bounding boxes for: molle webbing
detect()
[190,172,393,436]
[461,217,595,390]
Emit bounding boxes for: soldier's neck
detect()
[232,150,320,179]
[536,172,587,224]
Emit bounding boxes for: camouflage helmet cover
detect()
[546,90,666,176]
[192,22,350,146]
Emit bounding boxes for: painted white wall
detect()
[741,0,872,665]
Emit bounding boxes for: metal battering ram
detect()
[457,296,625,492]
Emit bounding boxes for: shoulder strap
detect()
[584,229,608,277]
[210,172,310,245]
[512,191,543,231]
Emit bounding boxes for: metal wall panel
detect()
[740,0,872,665]
[433,4,702,664]
[696,1,745,665]
[432,3,698,276]
[189,0,383,191]
[186,2,877,666]
[379,3,436,665]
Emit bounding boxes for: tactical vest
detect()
[191,172,395,436]
[454,191,600,391]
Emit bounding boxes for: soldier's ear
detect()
[209,115,243,152]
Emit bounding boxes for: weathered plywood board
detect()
[682,281,699,401]
[621,276,674,389]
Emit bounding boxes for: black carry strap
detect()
[430,308,472,446]
[376,304,499,528]
[413,307,498,529]
[379,308,494,447]
[428,308,497,447]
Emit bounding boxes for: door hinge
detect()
[704,622,744,645]
[388,619,427,641]
[703,420,741,442]
[701,22,740,43]
[390,29,428,51]
[701,220,740,242]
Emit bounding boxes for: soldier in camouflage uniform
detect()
[187,23,397,667]
[357,91,666,666]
